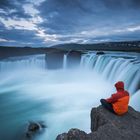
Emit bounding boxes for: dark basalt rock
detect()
[56,133,68,140]
[45,52,64,69]
[56,129,89,140]
[66,50,81,69]
[96,51,105,55]
[56,106,140,140]
[26,121,46,139]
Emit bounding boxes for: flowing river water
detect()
[0,52,140,140]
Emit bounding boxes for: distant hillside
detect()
[0,40,140,59]
[0,47,65,59]
[51,40,140,52]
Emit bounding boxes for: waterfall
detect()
[0,55,46,71]
[130,89,140,111]
[81,52,140,94]
[1,53,139,94]
[0,52,140,140]
[0,53,140,95]
[63,54,68,69]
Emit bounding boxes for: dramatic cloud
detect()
[0,0,140,47]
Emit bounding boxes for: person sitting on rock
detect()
[100,81,130,115]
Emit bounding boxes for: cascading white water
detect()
[130,89,140,111]
[63,54,68,69]
[0,55,46,72]
[0,52,140,140]
[81,52,140,94]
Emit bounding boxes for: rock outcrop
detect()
[56,106,140,140]
[45,52,64,69]
[96,51,105,55]
[25,121,46,139]
[66,50,81,69]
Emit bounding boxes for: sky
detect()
[0,0,140,47]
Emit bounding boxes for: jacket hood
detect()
[115,81,124,91]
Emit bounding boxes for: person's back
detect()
[101,81,130,115]
[110,82,129,115]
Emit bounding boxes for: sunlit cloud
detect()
[36,29,59,42]
[0,38,16,42]
[0,17,37,30]
[127,25,140,32]
[115,25,140,33]
[0,38,9,42]
[23,4,39,16]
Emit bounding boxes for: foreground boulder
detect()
[56,106,140,140]
[56,129,89,140]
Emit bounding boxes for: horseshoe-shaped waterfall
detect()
[0,51,140,140]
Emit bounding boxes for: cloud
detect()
[0,0,32,19]
[37,0,140,39]
[0,17,37,30]
[0,38,16,42]
[26,0,46,6]
[0,0,58,46]
[127,26,140,32]
[0,0,140,47]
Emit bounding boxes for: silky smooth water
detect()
[0,67,113,140]
[0,53,140,140]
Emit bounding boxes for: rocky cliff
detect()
[56,106,140,140]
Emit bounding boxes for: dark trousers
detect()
[100,99,115,113]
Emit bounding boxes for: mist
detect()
[0,56,114,140]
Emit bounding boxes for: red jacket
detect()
[106,81,130,115]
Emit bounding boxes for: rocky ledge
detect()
[56,105,140,140]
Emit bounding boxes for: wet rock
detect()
[96,51,105,55]
[56,129,88,140]
[45,52,64,69]
[56,133,68,140]
[66,50,81,68]
[26,121,46,139]
[56,106,140,140]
